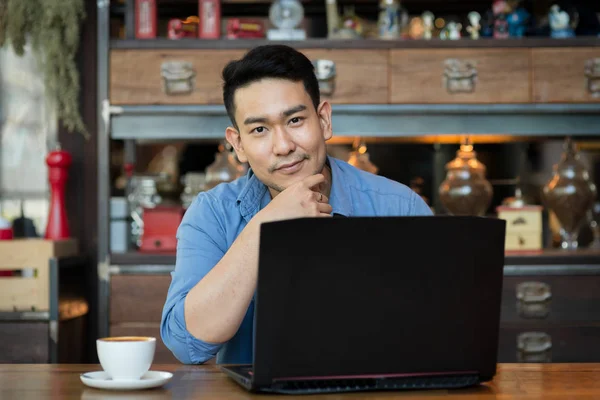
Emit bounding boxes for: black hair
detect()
[222,45,320,129]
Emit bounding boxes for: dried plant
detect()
[0,0,88,138]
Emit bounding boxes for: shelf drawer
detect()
[110,49,245,105]
[0,322,48,363]
[497,326,600,363]
[298,49,388,104]
[390,49,531,104]
[500,275,600,323]
[110,274,172,324]
[0,318,86,363]
[532,48,600,103]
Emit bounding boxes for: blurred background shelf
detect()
[110,37,600,49]
[109,104,600,140]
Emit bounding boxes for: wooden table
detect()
[1,364,600,399]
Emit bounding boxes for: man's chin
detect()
[267,160,325,193]
[269,171,311,193]
[278,174,306,189]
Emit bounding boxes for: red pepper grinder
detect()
[45,144,72,240]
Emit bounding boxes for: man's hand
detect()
[183,174,332,344]
[255,174,333,224]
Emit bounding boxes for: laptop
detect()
[222,215,506,394]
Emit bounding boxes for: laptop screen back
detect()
[253,216,505,385]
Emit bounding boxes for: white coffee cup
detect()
[97,336,156,380]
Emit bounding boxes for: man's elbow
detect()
[160,312,191,364]
[161,307,219,364]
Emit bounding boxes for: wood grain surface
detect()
[390,49,531,104]
[110,49,245,104]
[532,48,600,103]
[109,275,171,324]
[2,363,600,399]
[298,49,389,104]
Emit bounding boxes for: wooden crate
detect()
[0,239,78,312]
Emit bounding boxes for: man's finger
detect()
[313,191,329,204]
[318,203,333,214]
[302,174,325,189]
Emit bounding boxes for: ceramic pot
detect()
[439,141,493,216]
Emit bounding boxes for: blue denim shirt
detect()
[161,156,432,365]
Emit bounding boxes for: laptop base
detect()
[221,365,253,391]
[223,365,480,394]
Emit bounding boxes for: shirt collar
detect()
[328,156,353,217]
[236,155,353,220]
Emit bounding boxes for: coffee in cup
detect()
[97,336,156,380]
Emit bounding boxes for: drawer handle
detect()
[584,58,600,98]
[312,59,336,97]
[516,281,551,319]
[443,58,477,94]
[517,332,552,363]
[161,60,196,96]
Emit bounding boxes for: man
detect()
[161,45,432,365]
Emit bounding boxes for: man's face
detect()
[226,78,333,194]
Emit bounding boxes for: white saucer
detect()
[80,371,173,390]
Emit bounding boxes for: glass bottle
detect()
[204,144,245,190]
[180,172,206,209]
[542,137,597,250]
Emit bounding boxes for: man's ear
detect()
[225,126,248,163]
[317,101,333,141]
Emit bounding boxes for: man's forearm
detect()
[184,217,262,344]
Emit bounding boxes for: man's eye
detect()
[252,126,265,133]
[290,117,303,124]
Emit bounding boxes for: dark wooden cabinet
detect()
[109,274,175,363]
[498,326,600,363]
[110,275,171,324]
[497,273,600,363]
[0,318,87,364]
[109,267,600,364]
[0,323,49,363]
[500,276,600,324]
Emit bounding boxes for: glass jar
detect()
[126,173,169,248]
[204,145,245,190]
[542,137,597,250]
[180,172,206,208]
[439,140,493,216]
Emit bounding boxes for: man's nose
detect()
[272,127,296,155]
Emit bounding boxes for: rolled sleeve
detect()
[160,193,227,364]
